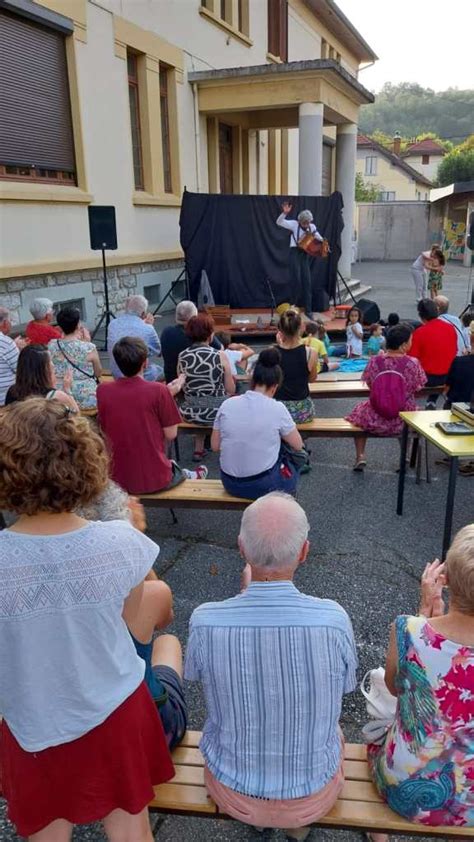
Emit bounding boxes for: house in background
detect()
[401,138,446,183]
[0,0,377,326]
[356,134,433,202]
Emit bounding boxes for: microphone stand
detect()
[265,277,277,325]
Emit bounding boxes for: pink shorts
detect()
[204,751,344,829]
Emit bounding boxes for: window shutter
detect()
[279,0,288,62]
[0,10,75,172]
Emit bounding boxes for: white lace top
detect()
[0,520,158,751]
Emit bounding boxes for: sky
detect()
[335,0,474,92]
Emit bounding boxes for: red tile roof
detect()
[403,139,446,156]
[356,135,433,187]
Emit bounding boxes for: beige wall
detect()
[403,153,442,183]
[1,0,365,276]
[356,150,428,201]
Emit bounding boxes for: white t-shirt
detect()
[276,214,323,247]
[0,333,19,405]
[214,391,296,477]
[0,520,158,751]
[346,323,363,356]
[412,251,430,271]
[224,348,243,376]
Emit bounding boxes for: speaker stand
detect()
[91,247,116,350]
[333,270,356,306]
[153,267,190,315]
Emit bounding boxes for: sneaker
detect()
[182,465,208,480]
[353,458,367,472]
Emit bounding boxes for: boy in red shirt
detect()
[97,337,207,494]
[25,298,62,345]
[410,298,457,408]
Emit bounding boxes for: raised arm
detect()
[276,201,296,231]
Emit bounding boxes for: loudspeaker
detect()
[312,288,330,312]
[357,298,380,326]
[88,206,117,250]
[467,212,474,251]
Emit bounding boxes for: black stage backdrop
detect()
[179,191,343,309]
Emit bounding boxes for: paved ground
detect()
[1,261,473,842]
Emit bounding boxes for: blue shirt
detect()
[185,581,357,799]
[107,313,162,381]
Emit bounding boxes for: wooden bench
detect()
[140,479,250,510]
[178,419,371,439]
[309,381,444,400]
[150,731,468,837]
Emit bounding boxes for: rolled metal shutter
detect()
[0,9,75,172]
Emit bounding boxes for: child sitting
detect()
[301,322,329,372]
[366,323,385,355]
[216,331,255,376]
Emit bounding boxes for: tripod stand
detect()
[332,270,356,306]
[91,247,115,350]
[153,267,190,316]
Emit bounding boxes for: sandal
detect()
[193,449,206,462]
[353,458,367,472]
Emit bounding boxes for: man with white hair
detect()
[434,295,469,356]
[185,493,357,841]
[25,297,62,345]
[160,299,222,383]
[107,294,162,381]
[0,307,27,405]
[277,202,324,319]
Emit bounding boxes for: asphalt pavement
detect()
[1,261,473,842]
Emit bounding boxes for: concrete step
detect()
[338,279,372,304]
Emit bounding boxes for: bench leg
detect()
[409,435,419,468]
[174,438,181,462]
[169,508,178,525]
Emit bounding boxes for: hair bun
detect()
[258,347,281,368]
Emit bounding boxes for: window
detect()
[200,0,249,37]
[268,0,288,61]
[416,190,421,200]
[143,283,161,307]
[53,298,85,319]
[127,51,144,190]
[379,191,395,202]
[160,65,172,194]
[0,9,76,185]
[422,154,430,165]
[219,123,233,194]
[424,192,428,200]
[365,156,377,176]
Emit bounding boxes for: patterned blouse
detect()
[369,615,474,829]
[178,344,227,425]
[49,338,98,410]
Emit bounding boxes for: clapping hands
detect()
[419,559,446,618]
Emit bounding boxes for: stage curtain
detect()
[179,192,343,308]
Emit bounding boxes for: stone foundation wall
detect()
[0,258,184,326]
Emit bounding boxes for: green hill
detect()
[359,83,474,144]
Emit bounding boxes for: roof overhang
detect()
[430,181,474,202]
[301,0,378,63]
[189,59,375,126]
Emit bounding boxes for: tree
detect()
[437,148,474,186]
[355,172,381,201]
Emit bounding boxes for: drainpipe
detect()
[192,83,202,193]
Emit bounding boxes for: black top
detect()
[275,344,310,402]
[160,324,221,383]
[445,355,474,406]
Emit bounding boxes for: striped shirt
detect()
[0,334,19,406]
[185,581,357,799]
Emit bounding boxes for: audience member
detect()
[461,312,473,349]
[345,306,364,358]
[97,337,207,494]
[274,308,317,423]
[368,527,474,833]
[5,344,78,411]
[160,301,222,383]
[0,306,26,405]
[49,306,102,409]
[215,331,254,375]
[346,324,426,471]
[212,348,305,499]
[443,344,474,407]
[410,299,457,408]
[434,294,470,356]
[108,294,162,381]
[185,493,357,840]
[387,312,400,327]
[178,314,235,460]
[366,324,385,356]
[25,297,62,345]
[301,322,329,372]
[0,398,174,841]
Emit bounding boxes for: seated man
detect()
[0,306,27,406]
[160,300,222,383]
[107,294,162,381]
[410,298,457,408]
[25,297,62,345]
[97,336,207,495]
[434,294,470,356]
[185,493,357,842]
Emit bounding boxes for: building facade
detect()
[402,138,446,183]
[356,135,432,203]
[0,0,376,325]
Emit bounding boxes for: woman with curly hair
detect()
[0,399,174,842]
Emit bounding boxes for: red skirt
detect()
[0,682,174,837]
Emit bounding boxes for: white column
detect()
[336,122,357,279]
[298,102,323,195]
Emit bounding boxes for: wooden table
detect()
[397,411,474,559]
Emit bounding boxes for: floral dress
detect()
[48,338,98,410]
[368,615,474,828]
[346,354,426,436]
